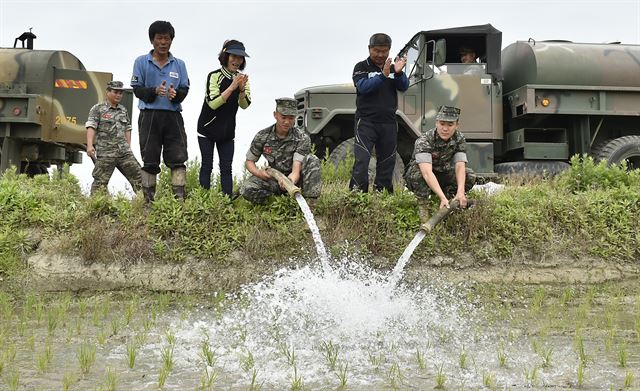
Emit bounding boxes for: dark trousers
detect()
[138,110,188,175]
[198,136,234,195]
[349,119,398,193]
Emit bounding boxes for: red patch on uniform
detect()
[432,152,439,159]
[263,146,273,155]
[101,113,113,120]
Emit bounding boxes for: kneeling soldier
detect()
[86,81,142,195]
[241,97,321,204]
[404,105,475,222]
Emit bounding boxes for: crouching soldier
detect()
[241,97,321,204]
[86,81,142,195]
[404,105,475,222]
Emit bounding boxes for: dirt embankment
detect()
[19,238,640,292]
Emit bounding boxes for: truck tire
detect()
[592,135,640,170]
[494,160,570,177]
[328,137,405,187]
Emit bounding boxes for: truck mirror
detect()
[434,39,447,67]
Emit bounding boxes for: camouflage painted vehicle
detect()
[294,24,640,181]
[0,31,132,175]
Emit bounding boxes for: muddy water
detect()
[0,261,638,390]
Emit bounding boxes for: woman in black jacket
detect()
[196,39,251,195]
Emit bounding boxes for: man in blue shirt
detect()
[131,20,189,201]
[349,33,409,193]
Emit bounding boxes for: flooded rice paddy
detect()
[0,255,639,390]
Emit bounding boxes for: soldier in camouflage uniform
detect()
[404,105,475,221]
[241,97,322,204]
[86,81,142,195]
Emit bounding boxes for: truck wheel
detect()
[328,137,405,187]
[592,135,640,170]
[494,160,570,177]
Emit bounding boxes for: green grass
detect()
[0,156,638,279]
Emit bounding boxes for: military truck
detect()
[294,24,640,182]
[0,30,130,175]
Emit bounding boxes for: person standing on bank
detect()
[349,33,409,193]
[196,40,251,196]
[404,106,475,223]
[131,20,190,202]
[240,98,321,204]
[86,81,142,195]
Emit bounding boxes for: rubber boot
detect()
[171,167,186,201]
[141,171,156,204]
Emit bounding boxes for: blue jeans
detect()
[198,136,234,195]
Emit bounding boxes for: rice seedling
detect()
[624,371,635,388]
[387,362,404,390]
[3,343,15,363]
[77,341,97,374]
[135,331,148,346]
[415,347,426,370]
[91,305,102,327]
[531,287,546,313]
[0,354,4,375]
[320,340,339,370]
[62,371,78,391]
[124,297,138,325]
[158,365,170,388]
[126,340,138,368]
[434,364,446,389]
[77,297,88,319]
[97,328,107,345]
[240,349,255,373]
[142,316,154,333]
[110,317,120,336]
[34,297,45,324]
[5,369,19,391]
[576,360,586,387]
[102,366,117,391]
[336,361,348,388]
[156,292,172,312]
[368,350,385,372]
[24,293,37,316]
[100,295,111,318]
[531,338,540,354]
[165,329,176,346]
[59,293,72,322]
[459,348,468,369]
[617,343,627,367]
[35,343,52,373]
[197,365,218,390]
[27,334,35,351]
[523,365,539,386]
[249,369,263,391]
[200,339,216,367]
[161,345,174,372]
[561,287,574,306]
[539,346,553,368]
[47,307,59,336]
[15,312,26,336]
[483,371,496,388]
[278,341,296,366]
[290,364,304,391]
[604,328,617,351]
[0,292,12,321]
[497,345,508,368]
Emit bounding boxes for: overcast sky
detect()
[1,0,639,194]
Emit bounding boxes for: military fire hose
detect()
[421,199,476,233]
[265,167,301,196]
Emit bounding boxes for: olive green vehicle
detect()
[294,24,640,180]
[0,31,132,175]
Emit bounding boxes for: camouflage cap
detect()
[435,105,461,122]
[107,80,125,90]
[275,97,297,116]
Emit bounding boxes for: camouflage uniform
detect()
[241,99,321,204]
[404,107,475,199]
[85,83,141,194]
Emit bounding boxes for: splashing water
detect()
[294,193,330,270]
[174,255,475,389]
[387,230,427,287]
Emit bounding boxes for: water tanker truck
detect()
[294,24,640,182]
[0,31,131,175]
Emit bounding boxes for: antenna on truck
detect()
[14,28,36,49]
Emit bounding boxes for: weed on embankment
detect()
[0,155,638,277]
